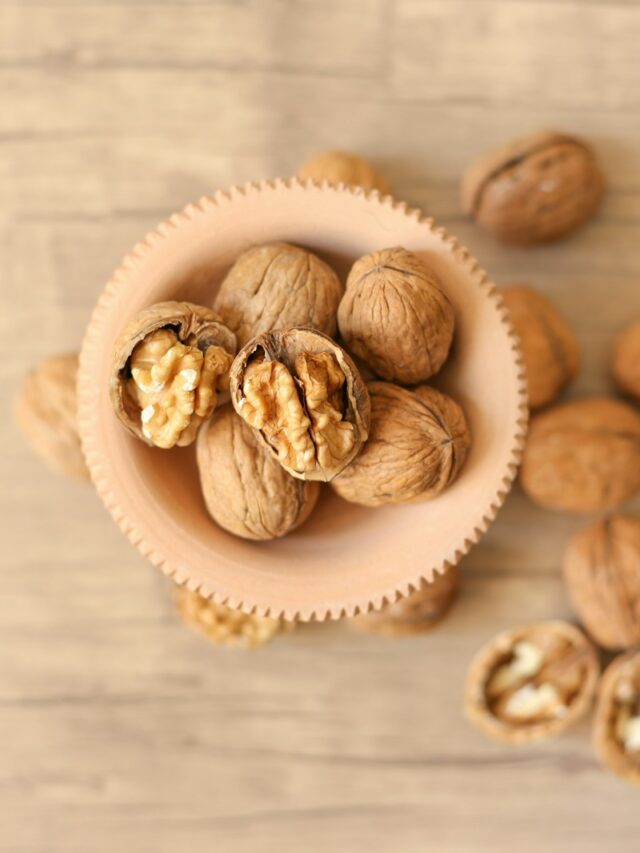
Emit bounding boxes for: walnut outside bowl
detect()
[78,180,527,621]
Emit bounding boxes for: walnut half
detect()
[230,328,370,482]
[594,650,640,786]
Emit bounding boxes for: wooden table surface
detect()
[2,1,640,850]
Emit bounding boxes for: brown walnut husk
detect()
[593,650,640,786]
[502,285,580,410]
[110,301,236,448]
[331,382,470,507]
[520,396,640,514]
[15,352,90,481]
[465,621,599,744]
[613,319,640,403]
[461,130,604,245]
[564,515,640,650]
[296,150,390,194]
[349,567,458,637]
[338,247,455,385]
[196,405,320,541]
[213,243,343,348]
[230,327,370,482]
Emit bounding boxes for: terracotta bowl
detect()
[78,180,527,621]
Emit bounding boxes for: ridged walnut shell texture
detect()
[15,352,90,481]
[349,567,458,637]
[230,327,370,482]
[109,301,236,446]
[502,285,579,410]
[338,247,455,385]
[331,382,470,507]
[564,516,640,650]
[213,243,343,348]
[196,405,320,541]
[296,150,390,195]
[613,320,640,403]
[520,396,640,514]
[593,650,640,786]
[461,131,604,245]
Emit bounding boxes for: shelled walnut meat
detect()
[196,405,320,540]
[612,319,640,402]
[465,622,599,744]
[230,327,370,482]
[110,302,236,449]
[213,243,343,348]
[502,285,579,410]
[338,247,455,385]
[520,396,640,514]
[461,130,604,245]
[15,352,90,481]
[594,650,640,786]
[296,149,390,194]
[349,567,458,637]
[564,516,640,650]
[332,382,470,506]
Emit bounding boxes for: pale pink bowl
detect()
[78,180,527,621]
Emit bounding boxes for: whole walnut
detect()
[213,243,343,348]
[349,567,458,637]
[196,405,320,540]
[230,327,370,482]
[337,247,455,385]
[520,396,640,514]
[502,285,580,410]
[15,352,90,481]
[564,516,640,650]
[331,382,470,507]
[296,150,389,194]
[613,319,640,402]
[461,130,604,245]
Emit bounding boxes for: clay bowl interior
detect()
[78,180,527,621]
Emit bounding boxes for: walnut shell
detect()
[337,247,455,384]
[296,150,390,194]
[465,621,599,744]
[520,396,640,514]
[331,382,470,507]
[110,301,236,448]
[564,515,640,650]
[15,352,90,481]
[613,319,640,403]
[593,650,640,786]
[230,327,370,482]
[213,243,343,348]
[349,567,458,637]
[461,130,604,245]
[196,405,320,540]
[502,284,580,410]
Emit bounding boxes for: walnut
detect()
[296,150,390,194]
[461,130,604,245]
[331,382,470,506]
[613,319,640,403]
[230,328,370,482]
[465,621,599,744]
[564,516,640,650]
[175,585,291,649]
[110,302,236,449]
[196,405,320,540]
[337,247,455,385]
[15,352,90,481]
[520,396,640,513]
[502,285,580,410]
[213,243,343,348]
[594,650,640,786]
[349,567,458,637]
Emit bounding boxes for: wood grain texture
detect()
[1,0,640,850]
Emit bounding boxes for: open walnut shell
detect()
[110,301,236,449]
[229,327,370,482]
[594,650,640,786]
